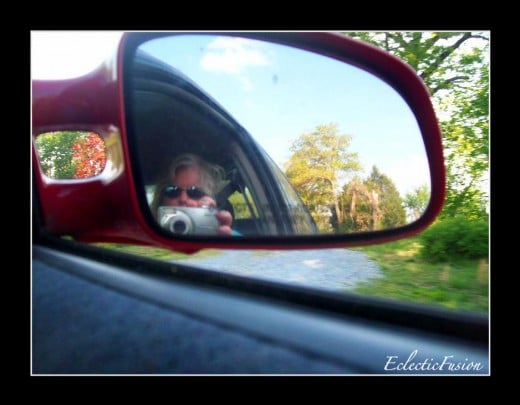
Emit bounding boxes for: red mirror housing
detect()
[32,32,445,253]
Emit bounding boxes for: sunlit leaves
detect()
[284,123,361,232]
[345,31,490,220]
[35,131,106,179]
[285,124,410,233]
[35,131,79,179]
[72,132,107,178]
[340,166,407,232]
[403,184,430,221]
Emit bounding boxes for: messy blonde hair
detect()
[150,154,226,219]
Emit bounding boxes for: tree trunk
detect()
[350,191,357,221]
[370,190,380,230]
[334,196,343,225]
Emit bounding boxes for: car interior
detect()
[129,50,312,237]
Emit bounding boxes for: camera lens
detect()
[172,219,187,234]
[166,211,192,234]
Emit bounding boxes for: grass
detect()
[93,243,224,262]
[93,237,489,314]
[351,237,489,313]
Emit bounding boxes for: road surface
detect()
[172,249,382,292]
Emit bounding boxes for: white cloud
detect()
[200,37,269,74]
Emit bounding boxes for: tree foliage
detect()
[35,131,79,179]
[419,217,489,262]
[345,32,489,220]
[338,176,373,232]
[403,184,430,221]
[284,123,361,232]
[339,166,406,232]
[72,132,107,178]
[35,131,106,179]
[440,61,489,219]
[365,166,406,229]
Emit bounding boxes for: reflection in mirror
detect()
[131,34,431,237]
[34,131,107,179]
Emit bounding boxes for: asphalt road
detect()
[172,249,382,292]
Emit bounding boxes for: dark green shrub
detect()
[419,217,489,262]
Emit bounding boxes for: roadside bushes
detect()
[419,217,489,262]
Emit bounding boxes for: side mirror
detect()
[33,32,445,252]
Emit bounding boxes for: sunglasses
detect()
[163,185,207,200]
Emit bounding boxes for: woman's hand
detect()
[198,196,233,236]
[216,210,233,236]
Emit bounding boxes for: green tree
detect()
[285,123,361,232]
[364,166,406,229]
[345,32,489,220]
[403,184,430,221]
[339,176,373,232]
[338,166,406,232]
[35,131,81,178]
[339,167,406,232]
[34,131,105,180]
[439,62,489,219]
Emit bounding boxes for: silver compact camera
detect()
[157,206,219,235]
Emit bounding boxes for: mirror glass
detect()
[34,131,107,179]
[130,34,430,237]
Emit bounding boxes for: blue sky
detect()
[32,31,430,196]
[141,34,430,195]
